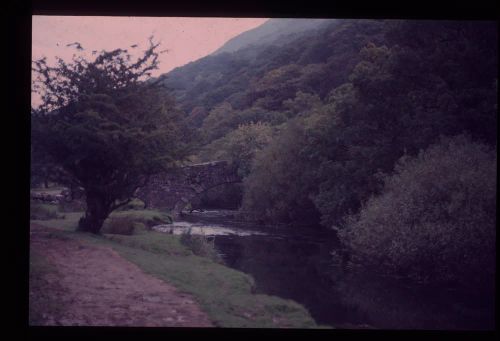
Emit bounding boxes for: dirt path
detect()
[29,223,214,327]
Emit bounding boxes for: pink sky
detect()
[32,16,268,74]
[32,16,268,107]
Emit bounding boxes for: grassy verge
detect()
[31,211,320,328]
[108,209,173,227]
[30,202,64,220]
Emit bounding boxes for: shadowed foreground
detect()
[29,223,213,327]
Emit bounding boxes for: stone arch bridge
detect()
[135,161,242,216]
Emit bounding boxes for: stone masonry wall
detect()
[135,161,241,214]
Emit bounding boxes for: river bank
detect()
[166,210,495,330]
[29,205,495,330]
[29,210,320,328]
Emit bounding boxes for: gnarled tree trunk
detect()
[77,191,112,234]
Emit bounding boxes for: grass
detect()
[30,202,64,220]
[108,209,173,227]
[32,212,84,230]
[101,217,137,235]
[31,203,172,230]
[30,211,320,328]
[115,198,146,211]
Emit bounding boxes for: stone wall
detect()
[30,192,65,204]
[135,161,241,214]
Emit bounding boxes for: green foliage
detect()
[241,118,321,224]
[30,146,57,189]
[297,21,497,229]
[339,135,496,291]
[199,102,236,142]
[197,119,272,208]
[238,19,497,232]
[201,122,274,177]
[250,64,302,106]
[200,103,285,145]
[115,198,146,211]
[282,91,322,118]
[198,116,280,210]
[101,216,136,235]
[108,209,173,228]
[31,38,189,233]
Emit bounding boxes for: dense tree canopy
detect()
[222,20,497,228]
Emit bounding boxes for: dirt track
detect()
[29,223,214,327]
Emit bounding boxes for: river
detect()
[153,210,494,330]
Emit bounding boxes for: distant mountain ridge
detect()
[212,18,335,55]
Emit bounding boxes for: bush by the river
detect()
[115,198,146,211]
[339,135,496,292]
[180,230,224,264]
[101,209,173,235]
[102,216,137,235]
[109,210,173,228]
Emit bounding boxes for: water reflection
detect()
[332,271,495,330]
[213,234,366,327]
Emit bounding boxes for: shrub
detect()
[102,216,136,235]
[132,222,147,234]
[148,213,173,226]
[57,200,86,213]
[115,198,146,211]
[102,210,173,235]
[109,210,173,228]
[340,135,496,292]
[180,230,224,263]
[30,202,63,220]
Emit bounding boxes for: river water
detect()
[153,210,494,330]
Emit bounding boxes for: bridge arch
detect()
[135,161,242,217]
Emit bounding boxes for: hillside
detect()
[160,19,386,121]
[212,18,335,55]
[157,19,497,228]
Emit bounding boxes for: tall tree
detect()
[31,38,189,233]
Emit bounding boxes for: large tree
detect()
[31,38,189,233]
